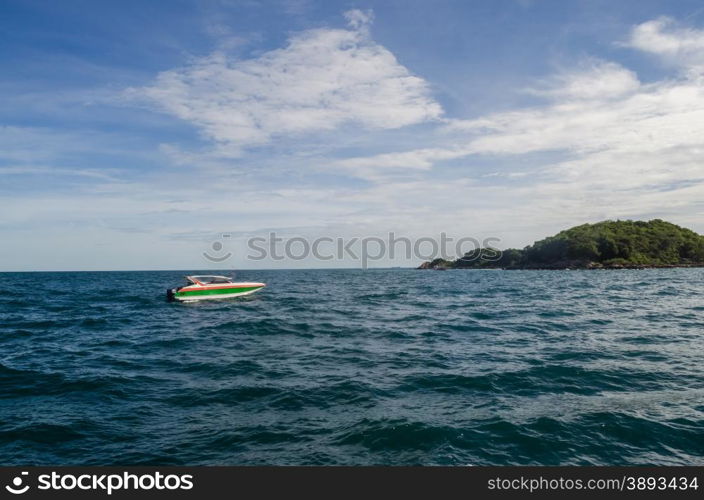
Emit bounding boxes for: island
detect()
[418,219,704,270]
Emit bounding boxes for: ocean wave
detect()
[0,268,702,465]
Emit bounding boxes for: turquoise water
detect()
[1,268,703,465]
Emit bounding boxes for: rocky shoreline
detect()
[417,260,704,270]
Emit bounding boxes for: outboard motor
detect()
[166,288,175,301]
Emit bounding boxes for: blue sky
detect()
[2,0,704,270]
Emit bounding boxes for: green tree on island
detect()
[419,220,704,269]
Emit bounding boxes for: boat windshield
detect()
[187,275,233,285]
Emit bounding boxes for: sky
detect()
[2,0,704,270]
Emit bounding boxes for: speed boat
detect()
[167,275,265,302]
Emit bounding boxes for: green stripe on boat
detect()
[175,286,262,297]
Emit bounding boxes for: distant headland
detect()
[418,219,704,270]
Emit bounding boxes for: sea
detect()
[1,268,703,465]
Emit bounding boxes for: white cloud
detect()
[130,10,442,156]
[331,146,472,180]
[344,57,704,172]
[528,61,640,101]
[463,75,704,157]
[343,9,374,31]
[330,49,704,234]
[0,165,119,181]
[626,16,704,68]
